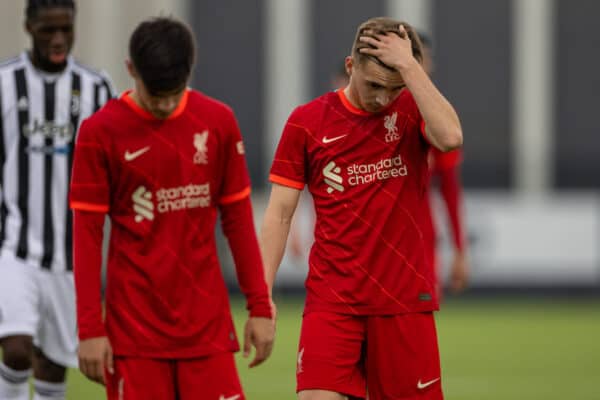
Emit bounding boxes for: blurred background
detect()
[1,0,598,399]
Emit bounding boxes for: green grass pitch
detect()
[64,297,600,399]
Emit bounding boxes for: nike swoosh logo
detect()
[124,146,150,161]
[219,395,241,400]
[417,377,440,390]
[322,134,347,144]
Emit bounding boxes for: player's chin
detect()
[366,104,384,113]
[151,110,172,119]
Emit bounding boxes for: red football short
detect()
[106,352,244,400]
[296,311,443,400]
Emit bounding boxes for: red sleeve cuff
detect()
[219,186,251,205]
[248,301,274,319]
[70,201,109,213]
[269,174,304,190]
[78,324,107,341]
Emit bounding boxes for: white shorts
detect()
[0,251,78,368]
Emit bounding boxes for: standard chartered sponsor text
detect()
[347,154,407,186]
[156,183,211,213]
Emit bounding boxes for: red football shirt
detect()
[270,89,438,315]
[70,90,264,358]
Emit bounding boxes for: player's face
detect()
[346,56,406,113]
[135,80,186,120]
[26,7,75,73]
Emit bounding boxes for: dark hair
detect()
[351,17,423,70]
[129,17,195,95]
[26,0,75,20]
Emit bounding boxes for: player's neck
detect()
[128,91,145,111]
[343,86,359,109]
[28,50,68,74]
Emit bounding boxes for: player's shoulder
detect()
[388,89,421,122]
[0,53,26,73]
[81,98,122,129]
[394,89,418,110]
[288,91,337,124]
[186,89,235,117]
[71,59,113,83]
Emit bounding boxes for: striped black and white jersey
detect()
[0,52,114,272]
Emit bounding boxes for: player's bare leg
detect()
[32,347,67,399]
[1,336,33,370]
[32,347,66,382]
[0,336,33,399]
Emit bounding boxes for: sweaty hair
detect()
[129,17,195,95]
[26,0,76,20]
[351,17,423,70]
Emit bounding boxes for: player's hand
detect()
[449,251,469,294]
[358,24,418,72]
[243,316,276,368]
[78,336,114,385]
[270,297,278,320]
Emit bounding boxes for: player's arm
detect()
[220,195,275,367]
[72,210,113,384]
[259,183,302,293]
[358,26,462,152]
[69,118,113,384]
[438,166,469,293]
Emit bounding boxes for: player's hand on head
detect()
[78,336,114,385]
[449,251,469,294]
[358,24,417,72]
[243,316,276,368]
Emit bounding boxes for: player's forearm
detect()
[221,197,272,318]
[259,184,301,293]
[399,61,462,151]
[259,212,292,294]
[73,210,106,340]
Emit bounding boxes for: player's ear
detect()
[126,60,138,79]
[345,56,353,77]
[24,19,33,36]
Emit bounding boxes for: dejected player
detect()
[260,17,462,400]
[69,17,275,400]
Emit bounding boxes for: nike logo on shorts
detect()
[417,377,440,390]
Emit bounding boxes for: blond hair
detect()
[351,17,423,69]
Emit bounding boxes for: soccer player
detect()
[0,1,114,399]
[260,17,462,400]
[69,17,275,400]
[418,31,469,296]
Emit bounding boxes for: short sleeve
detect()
[69,118,110,213]
[219,110,252,205]
[268,108,307,190]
